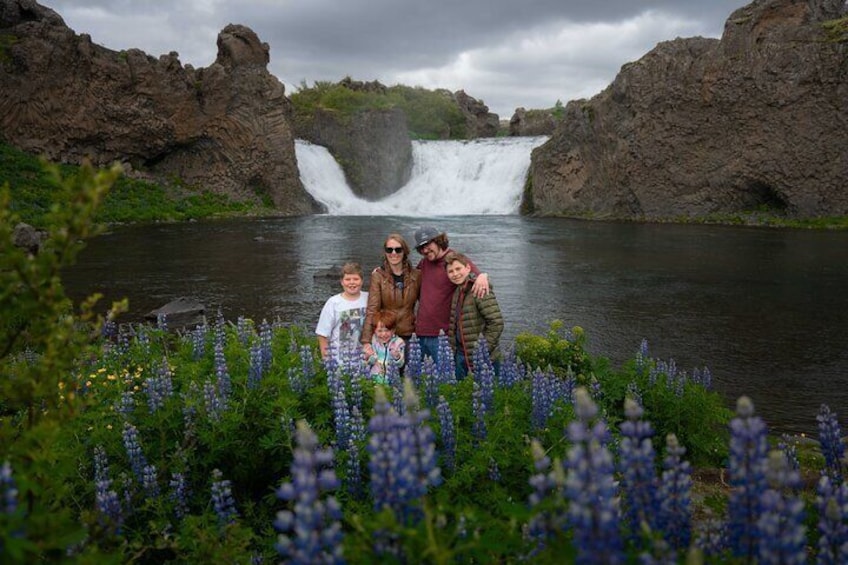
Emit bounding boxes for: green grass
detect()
[0,141,273,227]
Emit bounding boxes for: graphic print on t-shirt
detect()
[338,306,365,353]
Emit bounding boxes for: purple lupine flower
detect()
[692,366,712,390]
[144,358,173,413]
[727,396,769,560]
[657,434,692,551]
[618,398,660,542]
[777,433,801,472]
[92,446,123,532]
[565,387,623,564]
[405,334,423,385]
[345,435,363,499]
[488,457,501,482]
[367,388,401,514]
[169,471,189,519]
[437,396,456,473]
[498,345,523,388]
[472,335,495,414]
[288,366,305,395]
[401,379,442,502]
[367,383,440,526]
[210,468,237,527]
[349,374,363,415]
[757,451,806,565]
[421,355,436,383]
[2,460,18,515]
[213,337,232,402]
[275,420,344,564]
[531,368,553,430]
[527,439,568,553]
[471,382,487,445]
[203,381,225,421]
[259,319,274,373]
[436,331,456,385]
[816,474,848,564]
[817,404,845,484]
[625,381,643,409]
[142,464,160,498]
[156,312,168,332]
[695,512,728,559]
[330,371,350,450]
[301,345,316,384]
[122,422,149,483]
[135,325,151,355]
[115,390,136,418]
[349,405,366,445]
[588,376,602,402]
[248,341,263,389]
[236,315,252,346]
[101,318,118,341]
[192,322,208,360]
[635,338,650,375]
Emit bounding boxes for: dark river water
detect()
[62,215,848,436]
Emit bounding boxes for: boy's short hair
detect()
[443,252,470,268]
[373,309,397,330]
[340,262,363,278]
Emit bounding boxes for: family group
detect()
[314,226,504,382]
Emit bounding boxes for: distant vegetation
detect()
[0,141,273,227]
[290,80,469,140]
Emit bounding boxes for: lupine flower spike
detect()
[727,396,769,560]
[565,387,623,564]
[275,420,344,564]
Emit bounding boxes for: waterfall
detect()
[295,136,548,216]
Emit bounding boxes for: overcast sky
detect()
[42,0,748,118]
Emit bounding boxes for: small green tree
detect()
[0,161,125,561]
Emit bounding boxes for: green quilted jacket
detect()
[447,273,504,372]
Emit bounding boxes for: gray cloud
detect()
[44,0,748,117]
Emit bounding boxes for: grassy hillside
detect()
[0,142,272,227]
[290,80,471,140]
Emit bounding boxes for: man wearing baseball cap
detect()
[412,226,489,363]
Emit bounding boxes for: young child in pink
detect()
[366,310,405,384]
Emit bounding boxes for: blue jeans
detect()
[418,336,440,365]
[455,350,469,379]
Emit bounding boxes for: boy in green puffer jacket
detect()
[445,252,504,379]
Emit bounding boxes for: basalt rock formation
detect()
[454,90,500,138]
[0,0,319,214]
[509,107,559,136]
[295,79,413,201]
[526,0,848,220]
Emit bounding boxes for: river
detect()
[63,214,848,436]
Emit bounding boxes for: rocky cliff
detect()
[296,78,413,201]
[454,90,500,138]
[0,0,318,214]
[526,0,848,220]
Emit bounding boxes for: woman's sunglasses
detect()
[385,247,404,254]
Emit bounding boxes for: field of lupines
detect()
[3,164,848,563]
[2,309,848,563]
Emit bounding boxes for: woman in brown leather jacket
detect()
[361,233,422,360]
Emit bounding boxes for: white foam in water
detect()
[295,136,549,216]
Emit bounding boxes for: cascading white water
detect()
[295,136,549,215]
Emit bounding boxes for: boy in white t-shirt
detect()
[315,262,369,361]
